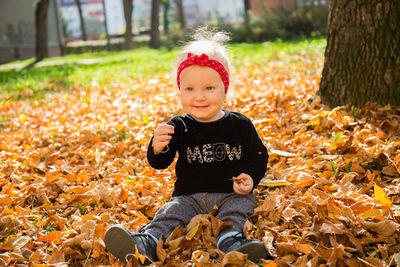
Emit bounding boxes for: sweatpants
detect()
[144,192,256,242]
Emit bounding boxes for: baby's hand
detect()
[152,124,174,155]
[232,173,254,195]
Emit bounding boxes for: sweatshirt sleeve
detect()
[147,120,178,169]
[243,119,268,186]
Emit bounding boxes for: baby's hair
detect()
[175,27,231,75]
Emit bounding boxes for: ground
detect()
[0,39,399,266]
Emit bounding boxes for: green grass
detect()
[232,38,326,65]
[0,38,326,102]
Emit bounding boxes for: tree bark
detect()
[122,0,134,49]
[150,0,161,48]
[162,0,170,35]
[174,0,185,30]
[102,0,111,50]
[35,0,50,61]
[75,0,87,41]
[244,0,250,26]
[318,0,400,107]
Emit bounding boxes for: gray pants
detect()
[145,192,256,241]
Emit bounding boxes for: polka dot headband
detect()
[177,53,230,93]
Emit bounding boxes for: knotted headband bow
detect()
[177,53,230,93]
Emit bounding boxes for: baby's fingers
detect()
[232,176,250,186]
[155,124,175,135]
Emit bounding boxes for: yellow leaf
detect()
[18,113,26,122]
[259,179,290,187]
[185,223,199,240]
[359,208,389,218]
[374,183,392,207]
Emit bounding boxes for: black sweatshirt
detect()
[147,110,268,196]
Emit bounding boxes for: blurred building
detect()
[0,0,63,63]
[0,0,324,63]
[249,0,329,15]
[184,0,244,27]
[59,0,109,41]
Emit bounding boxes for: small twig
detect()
[388,253,395,266]
[84,234,96,267]
[83,247,93,267]
[384,152,400,174]
[230,177,249,186]
[357,257,375,267]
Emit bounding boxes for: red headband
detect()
[177,53,230,93]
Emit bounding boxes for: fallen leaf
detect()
[374,183,392,206]
[362,220,399,236]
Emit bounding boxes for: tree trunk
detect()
[102,0,111,50]
[243,0,251,40]
[150,0,160,48]
[318,0,400,107]
[122,0,134,49]
[174,0,185,30]
[75,0,87,41]
[244,0,250,26]
[35,0,49,61]
[162,0,170,35]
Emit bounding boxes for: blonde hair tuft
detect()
[175,27,231,76]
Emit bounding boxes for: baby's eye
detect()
[185,87,194,91]
[206,86,214,90]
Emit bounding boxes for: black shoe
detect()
[104,224,157,264]
[218,233,271,263]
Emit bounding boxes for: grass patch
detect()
[0,38,326,102]
[232,38,326,65]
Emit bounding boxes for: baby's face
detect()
[179,65,226,123]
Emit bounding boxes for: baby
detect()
[105,28,270,264]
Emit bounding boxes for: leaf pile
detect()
[1,48,400,266]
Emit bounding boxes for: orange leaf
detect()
[37,231,61,245]
[298,243,312,254]
[82,214,99,221]
[77,172,90,184]
[66,173,77,183]
[295,179,315,188]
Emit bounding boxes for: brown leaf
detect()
[222,251,247,265]
[0,235,31,251]
[262,231,277,258]
[276,242,299,256]
[29,249,48,264]
[319,222,345,235]
[156,237,167,263]
[362,220,399,236]
[281,207,303,221]
[211,215,231,237]
[191,250,210,264]
[48,248,66,264]
[253,196,276,216]
[94,184,113,207]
